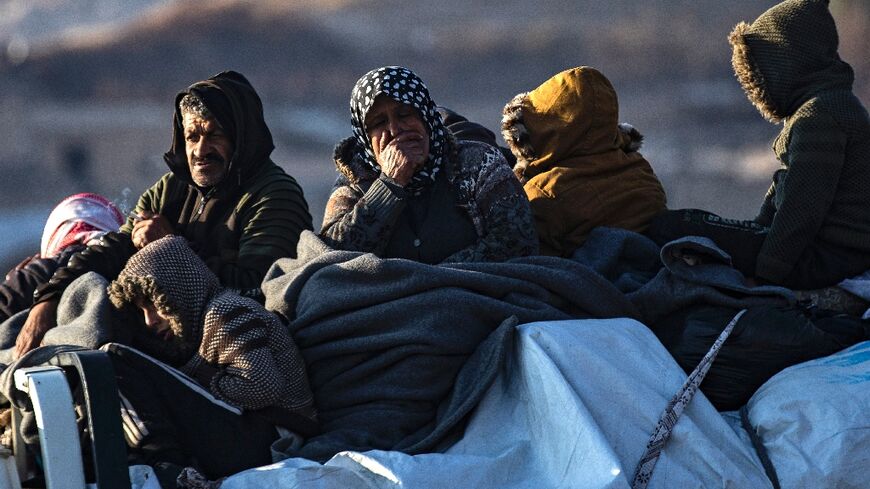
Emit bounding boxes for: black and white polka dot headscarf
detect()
[350,66,448,195]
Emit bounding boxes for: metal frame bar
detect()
[48,351,130,488]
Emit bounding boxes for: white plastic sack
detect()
[128,464,161,489]
[221,319,770,488]
[745,340,870,488]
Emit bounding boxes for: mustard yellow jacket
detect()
[502,67,666,256]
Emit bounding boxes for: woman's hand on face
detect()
[380,134,426,186]
[365,96,430,187]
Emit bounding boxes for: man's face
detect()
[182,111,233,187]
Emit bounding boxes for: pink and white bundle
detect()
[40,193,125,258]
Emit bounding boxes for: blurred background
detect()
[0,0,867,271]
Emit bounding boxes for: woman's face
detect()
[365,95,429,167]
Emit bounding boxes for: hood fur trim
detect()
[617,123,643,152]
[332,136,377,185]
[108,275,200,365]
[502,96,646,181]
[501,92,535,183]
[729,22,783,123]
[108,276,186,339]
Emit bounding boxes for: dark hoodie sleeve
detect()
[756,111,847,283]
[218,171,313,290]
[0,252,70,322]
[34,232,137,304]
[755,180,777,227]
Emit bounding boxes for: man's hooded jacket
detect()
[35,71,312,302]
[502,66,667,257]
[730,0,870,285]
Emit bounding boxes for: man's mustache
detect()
[191,154,226,166]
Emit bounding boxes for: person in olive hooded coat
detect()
[649,0,870,290]
[501,66,667,257]
[15,71,313,357]
[731,0,870,288]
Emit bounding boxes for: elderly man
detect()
[15,70,312,357]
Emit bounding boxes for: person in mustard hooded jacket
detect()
[501,66,667,257]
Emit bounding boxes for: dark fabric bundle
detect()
[654,304,870,410]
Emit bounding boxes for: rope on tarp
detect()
[631,309,747,489]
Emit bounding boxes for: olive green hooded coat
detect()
[731,0,870,285]
[36,71,312,302]
[502,67,666,257]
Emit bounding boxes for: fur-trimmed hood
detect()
[501,67,644,182]
[332,136,377,185]
[108,236,221,364]
[728,0,854,122]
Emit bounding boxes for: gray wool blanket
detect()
[262,232,639,462]
[0,229,795,465]
[0,272,119,367]
[262,230,793,462]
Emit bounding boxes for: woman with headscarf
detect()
[321,66,538,264]
[0,193,124,322]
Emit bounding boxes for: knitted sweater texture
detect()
[109,236,317,433]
